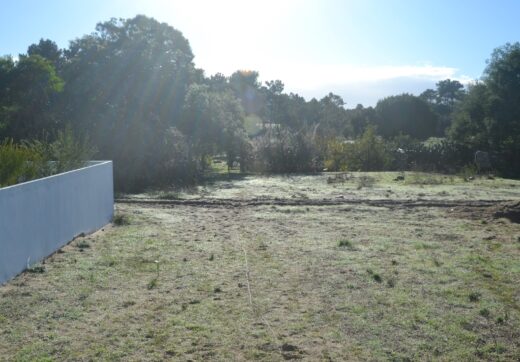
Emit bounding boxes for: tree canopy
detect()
[1,15,520,188]
[449,42,520,175]
[375,94,437,140]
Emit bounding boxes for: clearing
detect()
[1,172,520,361]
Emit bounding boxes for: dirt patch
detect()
[490,201,520,223]
[450,201,520,223]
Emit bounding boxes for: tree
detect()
[0,55,64,140]
[27,39,63,70]
[436,79,464,107]
[61,15,198,189]
[261,79,285,125]
[419,80,465,135]
[450,43,520,175]
[317,93,349,137]
[448,82,494,149]
[375,94,437,140]
[419,88,437,104]
[229,70,263,114]
[179,84,246,170]
[347,104,378,137]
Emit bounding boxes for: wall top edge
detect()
[0,160,113,192]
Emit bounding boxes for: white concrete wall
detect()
[0,161,113,284]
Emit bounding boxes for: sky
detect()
[1,0,519,107]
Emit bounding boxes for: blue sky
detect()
[1,0,519,106]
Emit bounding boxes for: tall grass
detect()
[0,139,42,187]
[0,129,96,187]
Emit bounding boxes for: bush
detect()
[113,127,200,192]
[0,139,42,187]
[0,129,96,188]
[400,140,474,173]
[251,127,319,173]
[324,127,393,172]
[323,138,349,171]
[459,164,477,180]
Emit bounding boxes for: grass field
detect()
[1,172,520,361]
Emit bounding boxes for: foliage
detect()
[323,138,349,171]
[251,127,319,173]
[459,164,478,181]
[375,94,438,140]
[346,104,378,137]
[449,42,520,177]
[62,16,199,190]
[0,130,95,187]
[0,139,42,187]
[323,127,393,172]
[112,213,130,226]
[179,84,247,172]
[396,139,474,173]
[420,79,466,135]
[0,55,64,141]
[45,127,96,174]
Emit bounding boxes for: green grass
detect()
[1,173,519,360]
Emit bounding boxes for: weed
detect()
[469,292,481,302]
[367,269,382,283]
[26,264,45,274]
[76,240,90,250]
[338,239,354,249]
[147,278,158,290]
[459,164,477,181]
[387,278,396,288]
[479,308,491,318]
[113,213,130,226]
[209,253,214,261]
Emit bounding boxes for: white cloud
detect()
[256,63,473,90]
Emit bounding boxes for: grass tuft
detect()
[469,292,482,302]
[338,239,355,249]
[113,213,130,226]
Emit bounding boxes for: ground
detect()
[1,172,520,361]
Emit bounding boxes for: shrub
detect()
[113,127,200,192]
[0,139,42,187]
[1,129,96,188]
[323,138,349,171]
[251,127,319,173]
[113,213,130,226]
[399,139,474,173]
[48,127,96,173]
[459,164,478,180]
[323,127,393,172]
